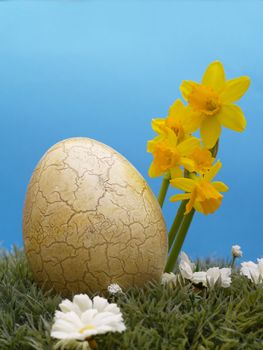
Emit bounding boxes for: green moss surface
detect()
[0,248,262,350]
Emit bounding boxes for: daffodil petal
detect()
[217,104,246,132]
[180,80,196,101]
[148,161,163,178]
[147,140,155,153]
[201,61,226,92]
[177,137,200,155]
[212,181,229,192]
[184,108,204,133]
[193,201,203,214]
[170,166,183,178]
[180,157,195,172]
[204,160,222,182]
[166,127,179,145]
[152,118,165,134]
[185,192,196,214]
[221,76,250,103]
[169,98,184,116]
[200,117,221,149]
[170,178,195,192]
[170,193,191,202]
[147,135,163,152]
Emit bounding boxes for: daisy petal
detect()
[59,299,79,314]
[104,304,121,314]
[93,296,109,312]
[202,61,226,92]
[200,117,221,149]
[220,76,250,103]
[81,309,98,324]
[73,294,92,313]
[51,331,85,340]
[217,104,246,132]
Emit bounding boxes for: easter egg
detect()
[23,138,167,296]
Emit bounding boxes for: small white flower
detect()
[232,245,243,258]
[193,267,232,288]
[107,283,123,295]
[178,252,232,289]
[161,272,178,286]
[179,252,195,280]
[206,267,221,288]
[191,271,207,286]
[219,268,232,288]
[240,259,263,284]
[51,294,126,340]
[258,258,263,276]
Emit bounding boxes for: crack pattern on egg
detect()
[23,137,168,296]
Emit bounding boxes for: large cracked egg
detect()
[23,137,168,296]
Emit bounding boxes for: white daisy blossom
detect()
[179,252,195,280]
[107,284,123,295]
[161,272,178,286]
[232,245,243,258]
[51,294,126,341]
[240,259,263,284]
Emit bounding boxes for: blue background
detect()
[0,1,262,262]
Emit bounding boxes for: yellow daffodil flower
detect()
[170,161,228,215]
[147,128,200,178]
[180,61,250,148]
[189,146,214,175]
[152,99,201,143]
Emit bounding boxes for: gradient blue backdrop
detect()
[0,1,262,262]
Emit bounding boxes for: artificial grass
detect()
[0,247,262,350]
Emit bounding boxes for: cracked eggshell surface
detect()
[23,137,168,296]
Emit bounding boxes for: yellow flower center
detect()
[79,324,96,333]
[188,84,221,116]
[166,118,185,140]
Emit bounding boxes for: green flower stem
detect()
[230,256,236,269]
[168,200,187,249]
[165,208,195,272]
[158,174,170,208]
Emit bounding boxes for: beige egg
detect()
[23,137,168,296]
